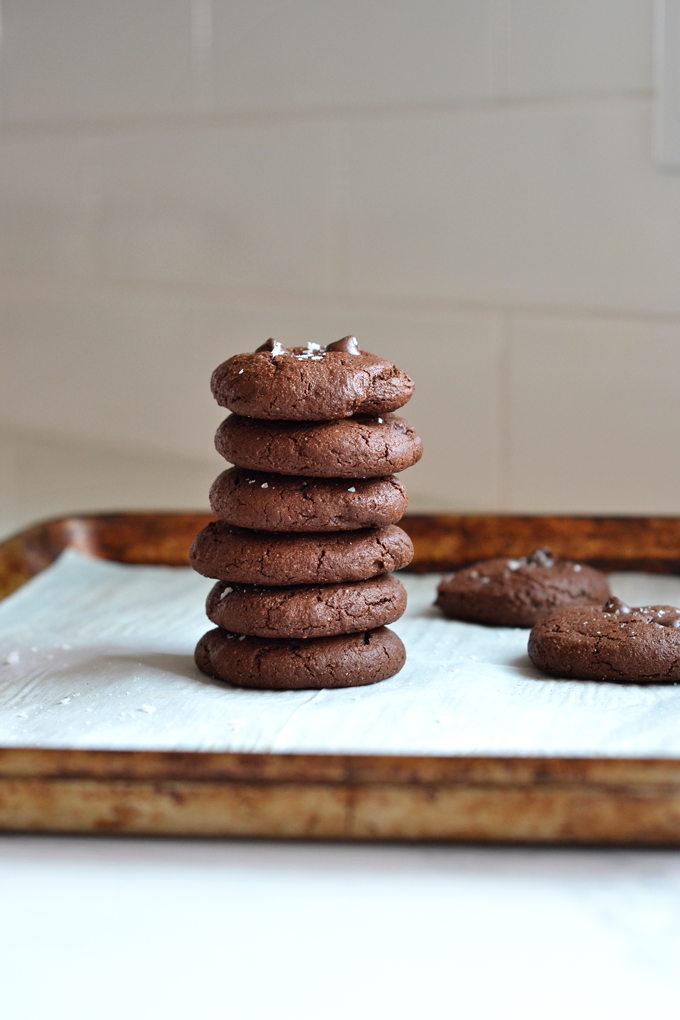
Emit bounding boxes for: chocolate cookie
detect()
[211,336,414,421]
[436,548,610,628]
[209,468,408,531]
[215,413,422,478]
[190,521,414,585]
[195,625,406,689]
[206,574,407,639]
[528,597,680,682]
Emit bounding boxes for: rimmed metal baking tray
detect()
[2,510,680,844]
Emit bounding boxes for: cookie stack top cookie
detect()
[211,335,415,421]
[191,337,422,690]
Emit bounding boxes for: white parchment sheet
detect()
[1,550,680,756]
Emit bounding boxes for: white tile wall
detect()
[341,101,680,316]
[211,0,495,110]
[506,0,652,97]
[0,1,193,123]
[0,422,217,541]
[96,122,336,292]
[508,315,680,514]
[0,137,91,276]
[2,0,679,527]
[0,292,223,459]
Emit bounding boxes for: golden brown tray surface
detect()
[2,510,680,843]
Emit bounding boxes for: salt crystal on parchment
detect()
[140,705,156,714]
[4,651,19,665]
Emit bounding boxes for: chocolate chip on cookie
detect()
[436,548,610,628]
[209,468,408,531]
[215,413,422,478]
[211,337,414,421]
[528,597,680,682]
[190,521,414,585]
[206,574,407,639]
[195,625,406,689]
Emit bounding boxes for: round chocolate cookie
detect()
[215,413,422,478]
[190,521,414,585]
[436,548,610,628]
[206,574,407,639]
[528,597,680,682]
[195,625,406,689]
[211,337,414,421]
[209,468,408,531]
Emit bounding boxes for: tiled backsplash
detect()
[2,0,677,537]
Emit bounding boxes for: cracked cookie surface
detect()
[195,625,406,689]
[211,345,414,421]
[436,548,610,628]
[206,574,407,639]
[215,413,422,478]
[528,598,680,682]
[190,521,414,585]
[209,467,408,531]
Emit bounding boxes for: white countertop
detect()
[2,835,680,1020]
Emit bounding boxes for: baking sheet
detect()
[1,550,680,757]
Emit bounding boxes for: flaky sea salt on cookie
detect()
[195,625,406,689]
[206,574,407,639]
[436,548,610,628]
[529,597,680,682]
[215,412,422,478]
[211,336,414,421]
[190,521,414,585]
[210,468,408,531]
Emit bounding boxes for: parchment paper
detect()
[1,550,680,757]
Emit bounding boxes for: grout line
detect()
[490,0,511,98]
[77,137,103,275]
[191,0,214,114]
[2,271,680,327]
[496,313,513,512]
[327,123,349,295]
[0,91,654,142]
[0,414,222,472]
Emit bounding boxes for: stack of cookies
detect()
[191,336,422,689]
